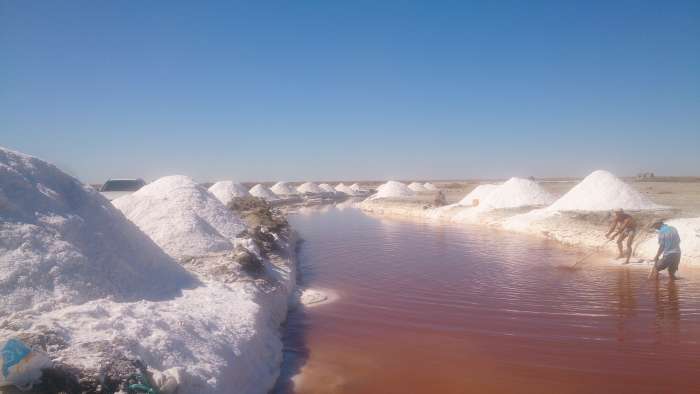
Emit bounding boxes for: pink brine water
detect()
[275,206,700,394]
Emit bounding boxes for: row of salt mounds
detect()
[423,182,438,191]
[113,176,247,259]
[297,182,324,195]
[271,181,299,196]
[335,183,355,195]
[476,178,555,210]
[249,184,278,201]
[0,147,191,314]
[457,184,500,206]
[408,182,428,192]
[546,170,663,211]
[369,181,415,200]
[208,181,250,206]
[319,183,338,194]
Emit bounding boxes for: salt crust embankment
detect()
[0,147,298,394]
[361,172,699,266]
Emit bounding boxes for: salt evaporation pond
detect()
[275,205,700,393]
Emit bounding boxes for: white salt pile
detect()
[249,184,279,201]
[319,183,337,194]
[423,182,438,191]
[457,184,500,206]
[113,175,247,259]
[0,147,191,313]
[408,182,428,192]
[208,181,250,206]
[546,170,663,211]
[271,181,299,196]
[477,178,555,210]
[370,181,415,200]
[297,182,324,195]
[350,183,363,192]
[335,183,355,195]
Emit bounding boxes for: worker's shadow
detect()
[271,304,311,394]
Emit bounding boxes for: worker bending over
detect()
[606,209,637,264]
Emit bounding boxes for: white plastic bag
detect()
[0,338,51,390]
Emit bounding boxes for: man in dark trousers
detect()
[649,220,682,280]
[606,209,637,264]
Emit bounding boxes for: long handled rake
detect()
[571,238,613,268]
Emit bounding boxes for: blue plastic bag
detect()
[0,338,50,390]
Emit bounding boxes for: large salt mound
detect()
[319,183,337,193]
[408,182,428,192]
[478,178,556,209]
[0,147,191,313]
[271,181,299,196]
[297,182,324,194]
[249,184,278,201]
[423,182,438,191]
[113,175,247,259]
[370,181,415,200]
[458,184,499,206]
[350,183,363,192]
[208,181,250,206]
[547,170,662,211]
[335,183,354,195]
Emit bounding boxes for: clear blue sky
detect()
[2,1,698,183]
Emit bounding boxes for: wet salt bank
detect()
[276,205,700,394]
